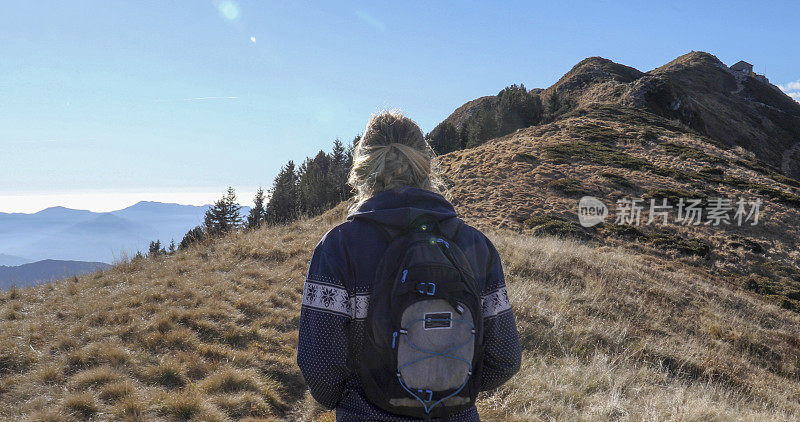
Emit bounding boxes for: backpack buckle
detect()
[416,282,436,295]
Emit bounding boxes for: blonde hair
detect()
[348,110,441,211]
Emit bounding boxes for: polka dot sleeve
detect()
[479,237,522,391]
[297,243,352,409]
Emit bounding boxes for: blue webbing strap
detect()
[396,318,475,415]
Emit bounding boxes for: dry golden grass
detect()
[438,110,800,311]
[477,231,800,421]
[0,207,339,421]
[1,199,799,421]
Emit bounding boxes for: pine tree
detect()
[179,226,205,250]
[494,83,541,134]
[168,239,176,254]
[426,122,460,155]
[247,187,268,229]
[148,240,166,257]
[203,187,243,236]
[266,161,300,225]
[350,135,360,156]
[260,136,355,226]
[465,110,498,148]
[298,151,335,216]
[330,138,353,201]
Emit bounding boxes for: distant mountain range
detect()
[0,259,110,290]
[0,253,32,266]
[0,201,250,263]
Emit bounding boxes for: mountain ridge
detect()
[431,51,800,179]
[0,259,111,290]
[0,202,236,263]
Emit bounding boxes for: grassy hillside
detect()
[0,208,341,421]
[2,200,800,421]
[3,51,800,420]
[438,105,800,312]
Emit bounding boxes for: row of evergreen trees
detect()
[142,138,356,255]
[426,84,542,154]
[143,85,542,258]
[266,137,355,224]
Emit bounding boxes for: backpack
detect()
[353,214,484,419]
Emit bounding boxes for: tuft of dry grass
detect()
[214,391,272,418]
[113,395,146,421]
[36,365,64,385]
[62,392,98,419]
[70,365,122,389]
[157,390,202,420]
[99,380,134,403]
[141,360,186,389]
[202,368,263,394]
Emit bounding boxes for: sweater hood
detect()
[346,186,457,230]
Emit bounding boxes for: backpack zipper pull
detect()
[401,269,408,283]
[392,331,398,348]
[436,238,449,248]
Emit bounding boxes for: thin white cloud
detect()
[154,96,239,103]
[182,96,238,101]
[355,10,386,31]
[779,80,800,102]
[10,139,97,146]
[779,81,800,91]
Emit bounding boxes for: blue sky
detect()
[1,0,798,212]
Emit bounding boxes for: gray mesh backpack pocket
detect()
[393,299,475,409]
[355,215,483,419]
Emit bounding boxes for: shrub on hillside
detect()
[647,228,710,256]
[727,235,764,253]
[544,140,652,170]
[650,165,695,181]
[547,178,593,197]
[600,172,636,189]
[600,223,645,240]
[62,392,98,419]
[523,214,592,240]
[179,226,205,250]
[662,143,726,164]
[741,274,775,295]
[427,121,461,155]
[759,261,800,282]
[568,122,620,144]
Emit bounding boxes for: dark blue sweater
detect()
[297,186,522,421]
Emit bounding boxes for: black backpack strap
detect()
[439,216,464,242]
[352,213,463,244]
[406,214,463,239]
